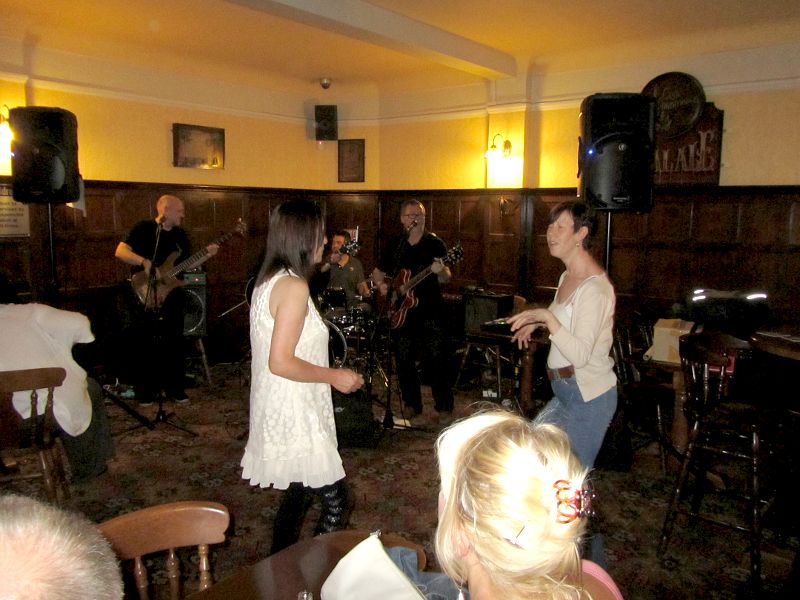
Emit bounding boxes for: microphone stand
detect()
[147,219,196,437]
[376,227,422,431]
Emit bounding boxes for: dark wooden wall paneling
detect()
[1,178,798,366]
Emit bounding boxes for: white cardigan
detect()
[548,272,617,402]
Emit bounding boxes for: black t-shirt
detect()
[124,220,191,273]
[380,232,447,317]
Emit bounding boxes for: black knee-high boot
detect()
[314,478,353,535]
[270,482,313,554]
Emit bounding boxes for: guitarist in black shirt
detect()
[114,194,219,406]
[372,199,456,423]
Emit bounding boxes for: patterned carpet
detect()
[5,362,796,599]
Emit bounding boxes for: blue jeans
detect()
[387,546,465,600]
[539,376,617,469]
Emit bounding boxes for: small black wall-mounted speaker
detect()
[314,105,338,141]
[10,106,81,204]
[183,272,207,337]
[578,93,655,212]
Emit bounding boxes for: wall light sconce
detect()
[0,104,14,148]
[485,133,512,159]
[0,105,12,159]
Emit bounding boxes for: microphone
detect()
[155,214,165,225]
[405,218,418,234]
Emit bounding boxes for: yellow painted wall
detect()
[2,78,799,188]
[1,84,381,189]
[526,107,580,189]
[378,116,486,189]
[711,87,800,185]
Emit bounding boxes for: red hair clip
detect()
[554,479,593,524]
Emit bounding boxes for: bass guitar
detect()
[388,243,463,329]
[131,219,247,308]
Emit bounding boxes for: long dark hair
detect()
[257,199,325,283]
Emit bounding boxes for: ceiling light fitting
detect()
[485,133,512,159]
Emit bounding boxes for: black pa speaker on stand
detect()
[9,106,82,303]
[578,93,655,213]
[10,107,81,204]
[578,93,656,274]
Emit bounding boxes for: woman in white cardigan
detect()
[507,201,616,468]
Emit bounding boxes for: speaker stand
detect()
[604,212,613,273]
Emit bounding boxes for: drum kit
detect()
[320,287,377,367]
[222,277,381,371]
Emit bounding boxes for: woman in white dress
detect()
[241,199,364,554]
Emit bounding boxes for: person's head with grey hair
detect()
[0,494,123,600]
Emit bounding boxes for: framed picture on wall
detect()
[173,123,225,169]
[338,139,365,183]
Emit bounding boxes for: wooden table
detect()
[750,330,800,362]
[188,528,623,600]
[186,530,424,600]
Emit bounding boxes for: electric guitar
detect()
[131,219,247,308]
[388,243,464,329]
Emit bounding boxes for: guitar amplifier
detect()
[183,271,207,337]
[463,292,514,334]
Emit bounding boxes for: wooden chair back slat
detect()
[98,500,230,599]
[0,367,69,504]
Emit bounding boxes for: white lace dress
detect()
[241,270,344,490]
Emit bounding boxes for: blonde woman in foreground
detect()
[428,411,623,599]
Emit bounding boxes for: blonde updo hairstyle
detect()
[435,412,589,599]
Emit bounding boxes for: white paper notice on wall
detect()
[0,194,30,237]
[644,319,695,364]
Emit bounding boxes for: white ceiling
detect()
[1,0,799,100]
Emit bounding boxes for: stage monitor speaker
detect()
[183,272,207,337]
[464,293,514,334]
[314,105,338,141]
[332,389,379,448]
[9,106,81,204]
[578,93,655,212]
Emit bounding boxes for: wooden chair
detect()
[658,331,764,591]
[97,500,230,600]
[0,367,69,504]
[611,323,674,473]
